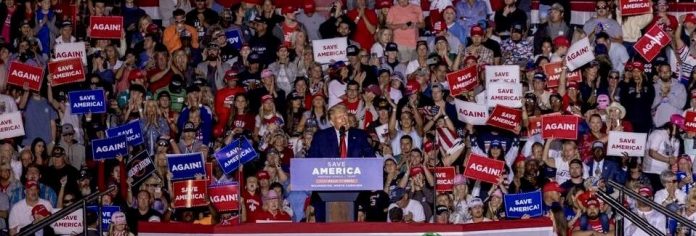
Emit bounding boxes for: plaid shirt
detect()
[465,45,495,65]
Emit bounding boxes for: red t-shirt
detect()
[149,70,173,92]
[281,23,299,47]
[572,215,614,233]
[214,87,246,130]
[241,190,262,223]
[232,113,256,132]
[343,99,360,115]
[346,9,378,50]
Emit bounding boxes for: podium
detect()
[318,192,359,222]
[291,158,384,223]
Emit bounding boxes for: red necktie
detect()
[340,133,347,158]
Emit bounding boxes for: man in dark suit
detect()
[307,104,375,158]
[306,103,376,223]
[586,141,626,185]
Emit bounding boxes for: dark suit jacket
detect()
[587,159,626,185]
[307,127,375,158]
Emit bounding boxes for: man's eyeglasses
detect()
[596,5,608,10]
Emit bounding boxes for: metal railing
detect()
[595,190,663,236]
[18,186,117,236]
[606,180,696,231]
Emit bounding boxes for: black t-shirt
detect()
[43,165,80,193]
[126,208,162,233]
[356,190,390,222]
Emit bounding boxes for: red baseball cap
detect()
[376,0,392,9]
[638,187,653,197]
[224,68,239,81]
[303,0,316,14]
[583,198,600,208]
[32,204,51,218]
[242,0,260,4]
[405,79,421,95]
[470,25,485,37]
[409,166,424,177]
[542,181,564,194]
[567,80,580,89]
[685,13,696,24]
[553,36,570,48]
[257,170,270,180]
[261,94,274,103]
[631,61,644,71]
[282,5,297,15]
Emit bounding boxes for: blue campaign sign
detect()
[503,191,543,219]
[106,120,144,146]
[290,158,384,191]
[167,153,206,180]
[68,89,106,114]
[91,135,128,160]
[225,29,243,50]
[214,137,257,174]
[86,205,120,232]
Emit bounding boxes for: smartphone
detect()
[430,105,440,115]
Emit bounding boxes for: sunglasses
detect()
[596,5,607,10]
[157,141,168,146]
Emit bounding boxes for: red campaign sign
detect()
[89,16,123,39]
[7,62,43,92]
[463,153,505,184]
[543,62,562,88]
[567,70,582,83]
[528,112,561,137]
[208,183,240,212]
[48,58,85,86]
[172,180,208,208]
[486,105,521,133]
[434,167,455,192]
[620,0,652,16]
[684,111,696,132]
[541,115,580,140]
[446,66,478,96]
[634,24,671,62]
[542,62,581,88]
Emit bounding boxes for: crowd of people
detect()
[0,0,694,235]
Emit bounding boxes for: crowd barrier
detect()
[138,218,554,236]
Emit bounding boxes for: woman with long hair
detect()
[298,94,330,134]
[370,28,393,59]
[579,114,607,163]
[285,93,306,136]
[254,95,284,148]
[227,94,256,137]
[108,212,134,236]
[130,15,153,47]
[30,138,48,166]
[483,189,505,221]
[143,101,170,154]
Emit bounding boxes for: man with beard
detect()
[561,159,586,195]
[75,167,94,199]
[572,197,615,235]
[500,22,532,66]
[195,43,230,92]
[623,187,666,235]
[249,17,280,66]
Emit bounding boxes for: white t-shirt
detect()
[387,199,425,223]
[390,129,422,156]
[654,188,687,205]
[551,152,572,184]
[625,208,666,236]
[464,217,492,223]
[644,129,680,175]
[8,199,53,233]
